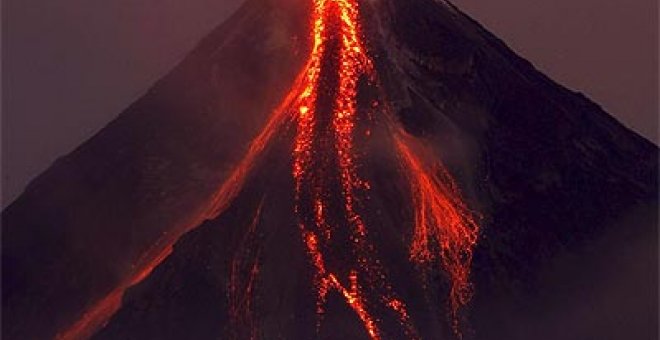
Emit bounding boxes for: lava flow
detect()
[54,43,306,340]
[57,0,480,339]
[395,133,479,335]
[286,0,479,335]
[292,0,418,338]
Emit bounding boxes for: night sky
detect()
[2,0,658,207]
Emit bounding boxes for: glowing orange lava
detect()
[55,47,308,340]
[57,0,480,339]
[55,244,173,340]
[303,232,381,339]
[291,0,419,339]
[395,133,479,336]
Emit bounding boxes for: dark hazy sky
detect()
[2,0,658,207]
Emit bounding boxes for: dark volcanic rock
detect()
[2,1,308,338]
[3,0,657,339]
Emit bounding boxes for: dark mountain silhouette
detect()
[3,0,657,339]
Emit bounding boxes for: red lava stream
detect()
[56,0,479,339]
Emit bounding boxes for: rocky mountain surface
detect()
[3,0,657,339]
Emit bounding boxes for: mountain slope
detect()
[2,1,309,338]
[3,0,657,339]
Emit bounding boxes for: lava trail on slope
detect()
[58,0,479,339]
[289,0,479,336]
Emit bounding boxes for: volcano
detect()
[2,0,658,339]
